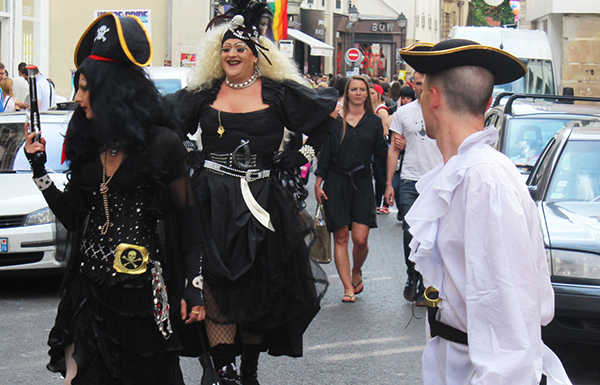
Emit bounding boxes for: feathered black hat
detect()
[74,13,153,68]
[206,0,272,62]
[399,39,526,85]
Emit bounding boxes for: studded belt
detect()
[204,160,271,182]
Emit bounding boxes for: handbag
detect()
[309,203,332,264]
[195,323,222,385]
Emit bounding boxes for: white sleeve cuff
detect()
[33,174,53,191]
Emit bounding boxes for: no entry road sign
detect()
[346,48,362,63]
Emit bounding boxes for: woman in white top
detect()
[1,79,21,112]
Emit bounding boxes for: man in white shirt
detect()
[400,39,571,385]
[13,62,30,106]
[28,66,55,111]
[384,71,442,305]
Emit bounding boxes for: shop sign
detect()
[372,22,394,32]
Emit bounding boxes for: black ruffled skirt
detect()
[195,170,328,357]
[46,268,185,385]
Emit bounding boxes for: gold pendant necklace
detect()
[217,110,225,138]
[100,151,125,236]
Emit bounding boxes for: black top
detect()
[315,112,389,179]
[42,127,200,292]
[168,77,338,156]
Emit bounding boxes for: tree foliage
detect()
[473,0,516,27]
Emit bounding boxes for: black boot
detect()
[240,344,260,385]
[212,344,242,385]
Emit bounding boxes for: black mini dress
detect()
[315,113,389,231]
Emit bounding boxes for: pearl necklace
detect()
[225,70,259,89]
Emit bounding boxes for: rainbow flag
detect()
[269,0,288,41]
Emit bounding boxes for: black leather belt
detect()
[427,306,468,345]
[424,286,468,345]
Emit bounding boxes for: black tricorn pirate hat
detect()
[399,39,526,85]
[74,13,153,68]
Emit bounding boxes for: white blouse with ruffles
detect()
[406,126,571,385]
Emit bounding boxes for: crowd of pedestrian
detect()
[20,3,575,384]
[0,61,58,113]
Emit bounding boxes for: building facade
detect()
[0,0,474,99]
[526,0,600,96]
[0,0,50,83]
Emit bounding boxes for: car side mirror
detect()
[528,185,538,200]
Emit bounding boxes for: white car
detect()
[0,110,71,272]
[144,66,193,95]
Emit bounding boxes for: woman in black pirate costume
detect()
[23,13,204,385]
[167,1,337,384]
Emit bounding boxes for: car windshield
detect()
[546,140,600,202]
[505,118,600,167]
[492,59,555,100]
[0,121,69,173]
[153,79,183,95]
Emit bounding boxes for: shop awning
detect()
[287,29,334,57]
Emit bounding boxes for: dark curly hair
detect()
[64,59,174,179]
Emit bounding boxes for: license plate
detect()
[0,238,7,253]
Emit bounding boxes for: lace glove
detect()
[183,279,204,308]
[24,147,47,178]
[187,150,206,172]
[273,145,314,169]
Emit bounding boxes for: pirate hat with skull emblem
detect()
[74,13,153,68]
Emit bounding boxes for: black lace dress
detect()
[169,77,336,357]
[43,127,200,384]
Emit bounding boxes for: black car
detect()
[526,126,600,344]
[485,93,600,177]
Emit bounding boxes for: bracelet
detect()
[32,174,52,191]
[299,144,315,163]
[192,275,204,290]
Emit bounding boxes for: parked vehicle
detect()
[485,93,600,176]
[0,110,71,273]
[144,66,193,95]
[526,126,600,344]
[449,26,556,99]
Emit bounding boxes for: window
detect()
[546,140,600,201]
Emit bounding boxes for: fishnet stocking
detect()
[205,320,236,347]
[240,330,263,345]
[204,282,264,347]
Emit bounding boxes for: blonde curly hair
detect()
[188,24,305,90]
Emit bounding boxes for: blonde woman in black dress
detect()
[314,75,388,303]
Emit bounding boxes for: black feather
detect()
[224,0,272,31]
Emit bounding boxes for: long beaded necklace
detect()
[100,150,125,235]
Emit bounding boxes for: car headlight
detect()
[550,249,600,280]
[24,207,55,226]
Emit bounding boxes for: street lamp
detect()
[348,3,359,48]
[348,3,359,23]
[397,12,407,69]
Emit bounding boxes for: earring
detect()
[254,61,261,76]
